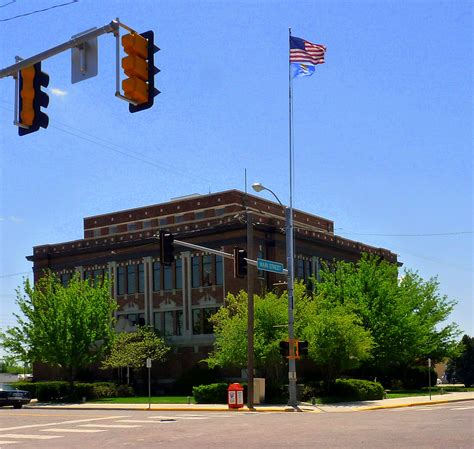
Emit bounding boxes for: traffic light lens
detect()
[122,33,148,59]
[19,66,36,126]
[122,55,148,81]
[122,78,148,104]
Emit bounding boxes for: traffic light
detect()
[279,341,290,357]
[18,62,49,136]
[297,340,309,357]
[121,30,160,113]
[160,231,174,266]
[233,247,247,278]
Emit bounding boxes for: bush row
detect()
[13,381,134,402]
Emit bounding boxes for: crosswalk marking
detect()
[40,428,106,433]
[116,419,175,424]
[0,434,62,440]
[79,424,143,428]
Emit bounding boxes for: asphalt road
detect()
[0,402,472,448]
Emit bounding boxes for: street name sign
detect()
[257,258,284,274]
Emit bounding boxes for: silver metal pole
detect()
[0,21,119,79]
[287,27,298,409]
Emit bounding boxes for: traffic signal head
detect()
[121,30,160,113]
[279,341,290,357]
[233,247,247,278]
[160,230,174,266]
[297,340,309,357]
[18,62,49,136]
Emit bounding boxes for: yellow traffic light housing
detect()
[18,62,49,136]
[120,30,159,113]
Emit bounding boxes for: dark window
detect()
[127,223,136,232]
[164,311,174,336]
[153,262,161,291]
[192,307,218,335]
[84,270,93,283]
[191,256,200,288]
[117,267,125,295]
[93,269,104,286]
[159,218,167,227]
[163,265,172,291]
[296,259,304,280]
[143,220,152,229]
[126,313,143,327]
[216,208,225,216]
[60,273,71,286]
[215,256,223,285]
[176,310,183,336]
[175,258,182,289]
[138,263,145,293]
[154,312,162,333]
[195,211,204,220]
[109,225,117,234]
[93,229,100,237]
[203,255,212,286]
[127,265,136,294]
[175,215,184,223]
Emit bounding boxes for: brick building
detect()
[27,189,397,382]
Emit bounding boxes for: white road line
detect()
[41,428,106,433]
[0,434,62,440]
[79,424,143,428]
[0,441,19,445]
[0,415,129,432]
[450,406,474,410]
[116,419,177,424]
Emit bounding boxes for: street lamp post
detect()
[252,183,298,408]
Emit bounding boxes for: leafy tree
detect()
[0,272,117,382]
[316,254,459,374]
[206,289,288,383]
[206,283,372,385]
[101,325,170,370]
[446,335,474,387]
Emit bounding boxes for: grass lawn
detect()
[386,387,474,399]
[91,396,195,404]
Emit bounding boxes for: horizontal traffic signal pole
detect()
[0,20,120,79]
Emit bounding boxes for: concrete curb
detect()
[356,397,474,412]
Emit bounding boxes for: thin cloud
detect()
[0,216,24,223]
[50,88,68,96]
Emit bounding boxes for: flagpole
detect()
[287,27,298,408]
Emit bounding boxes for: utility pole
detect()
[246,209,255,410]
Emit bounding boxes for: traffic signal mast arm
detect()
[156,235,288,273]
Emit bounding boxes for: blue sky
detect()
[0,1,472,348]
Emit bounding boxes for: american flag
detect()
[290,36,326,65]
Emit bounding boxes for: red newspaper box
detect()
[227,383,244,409]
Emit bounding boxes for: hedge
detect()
[12,381,134,402]
[331,378,384,401]
[192,383,231,404]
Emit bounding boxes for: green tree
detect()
[317,254,459,374]
[101,325,170,370]
[446,335,474,387]
[0,272,117,383]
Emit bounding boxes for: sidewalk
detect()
[25,391,474,413]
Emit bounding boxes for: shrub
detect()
[116,384,134,397]
[192,383,230,404]
[332,378,384,401]
[13,381,37,397]
[35,381,71,401]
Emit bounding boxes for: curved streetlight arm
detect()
[251,183,284,207]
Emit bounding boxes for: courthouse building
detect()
[27,189,398,381]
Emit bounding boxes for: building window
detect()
[296,259,304,280]
[175,214,184,223]
[203,255,212,286]
[109,225,117,234]
[154,312,162,333]
[191,256,200,288]
[127,223,136,232]
[138,263,145,293]
[117,266,125,295]
[84,270,93,283]
[215,207,225,216]
[93,269,104,286]
[175,258,182,290]
[93,229,101,237]
[176,310,183,336]
[60,273,71,286]
[195,211,204,220]
[153,262,161,291]
[215,256,223,285]
[164,311,174,336]
[163,265,172,291]
[143,220,152,229]
[192,307,218,335]
[127,265,137,294]
[159,218,167,227]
